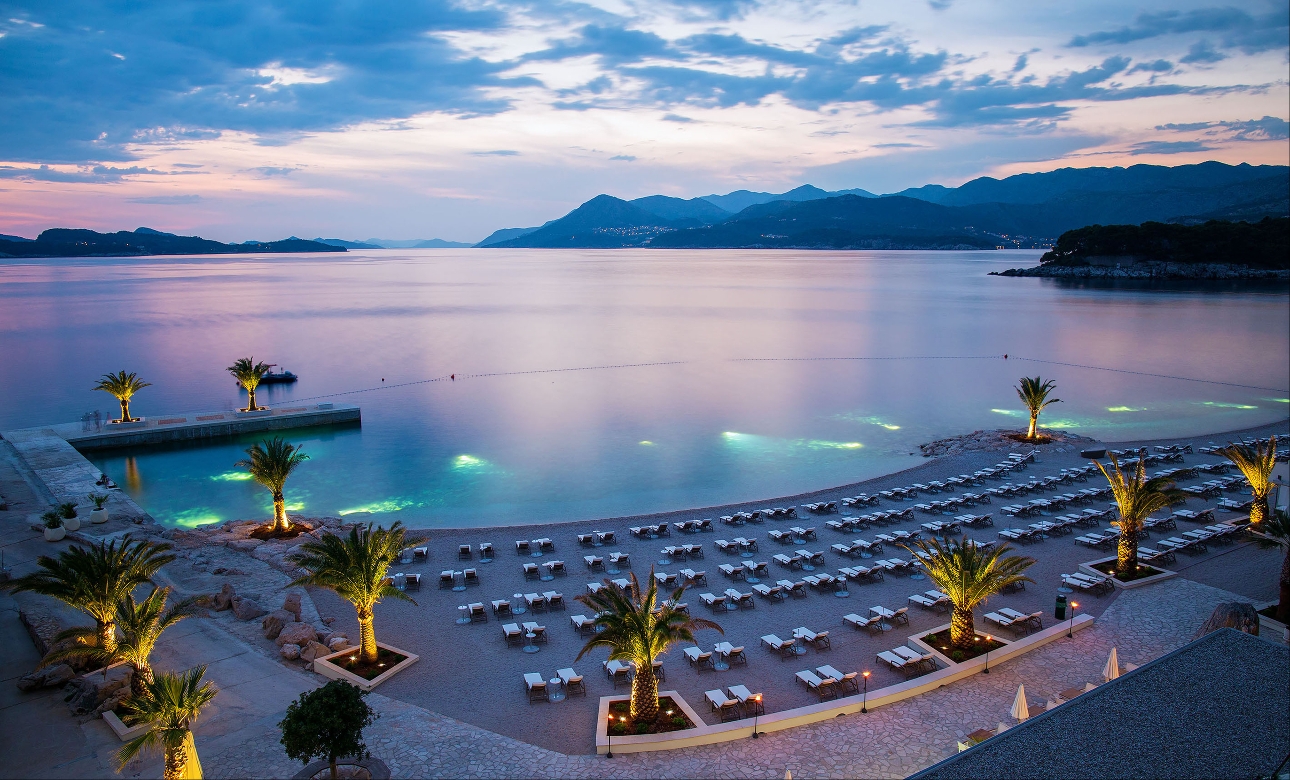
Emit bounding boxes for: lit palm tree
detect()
[574,569,722,721]
[1095,450,1184,577]
[4,535,175,652]
[94,371,152,422]
[117,665,218,780]
[227,357,271,411]
[901,537,1035,653]
[1014,376,1061,440]
[237,437,309,533]
[42,586,198,698]
[288,522,425,665]
[1252,510,1290,623]
[1218,436,1278,526]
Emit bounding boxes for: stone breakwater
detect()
[918,429,1094,458]
[991,262,1290,280]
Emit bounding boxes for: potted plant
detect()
[42,511,66,542]
[88,493,110,524]
[58,501,81,532]
[279,679,381,780]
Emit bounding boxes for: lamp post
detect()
[751,694,762,738]
[861,671,871,713]
[606,715,619,758]
[1068,601,1079,638]
[983,634,993,674]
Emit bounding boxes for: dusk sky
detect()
[2,0,1287,243]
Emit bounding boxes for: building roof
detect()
[913,628,1290,780]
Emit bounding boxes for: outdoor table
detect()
[548,677,565,701]
[522,632,540,654]
[741,561,761,584]
[512,593,527,615]
[530,540,544,558]
[870,605,895,632]
[713,642,734,671]
[456,605,472,625]
[834,574,850,597]
[450,571,466,592]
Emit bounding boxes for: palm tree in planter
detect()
[574,569,722,722]
[117,665,218,780]
[94,371,152,423]
[1096,451,1184,577]
[42,586,199,698]
[237,437,308,534]
[227,357,270,412]
[902,537,1035,654]
[1219,436,1278,526]
[5,535,175,653]
[288,522,425,665]
[1014,376,1061,440]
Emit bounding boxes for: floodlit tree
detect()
[279,680,377,780]
[1014,376,1061,440]
[288,522,424,665]
[4,535,174,653]
[227,357,271,412]
[237,437,309,533]
[574,569,722,722]
[43,586,198,698]
[117,665,218,780]
[902,537,1034,653]
[1096,450,1184,577]
[94,371,152,423]
[1219,436,1278,526]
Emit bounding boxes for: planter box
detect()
[103,710,149,742]
[595,690,706,754]
[107,418,147,429]
[908,623,1013,668]
[1080,556,1177,590]
[1255,603,1289,645]
[235,409,273,418]
[311,642,418,692]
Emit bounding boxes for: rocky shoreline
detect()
[991,262,1290,280]
[917,429,1095,458]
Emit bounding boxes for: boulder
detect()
[281,593,303,620]
[63,665,133,716]
[280,643,302,660]
[17,663,76,692]
[300,640,332,663]
[261,610,296,640]
[212,583,237,611]
[231,596,267,621]
[328,637,351,652]
[1196,602,1260,637]
[275,622,318,648]
[228,538,261,554]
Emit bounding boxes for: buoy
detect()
[451,374,455,380]
[1004,354,1008,359]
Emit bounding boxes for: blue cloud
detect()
[1129,140,1212,155]
[128,194,202,204]
[1068,5,1288,54]
[610,155,636,161]
[1128,59,1174,73]
[471,150,521,156]
[1180,41,1226,64]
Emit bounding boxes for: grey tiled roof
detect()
[913,628,1290,780]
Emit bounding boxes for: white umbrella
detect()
[1103,647,1120,681]
[1010,684,1030,722]
[786,771,792,780]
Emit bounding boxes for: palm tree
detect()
[1218,436,1278,526]
[4,535,174,652]
[237,437,309,533]
[227,357,271,411]
[288,522,425,664]
[1014,376,1060,440]
[1252,509,1290,623]
[94,371,152,422]
[42,586,198,698]
[574,569,722,721]
[1096,450,1184,577]
[117,665,218,780]
[901,537,1035,653]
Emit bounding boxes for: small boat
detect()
[233,364,298,385]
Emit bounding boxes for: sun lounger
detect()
[699,592,725,612]
[877,650,911,675]
[795,669,837,700]
[680,568,708,586]
[557,667,585,696]
[542,591,565,609]
[522,563,540,579]
[603,660,631,687]
[502,623,523,646]
[608,552,630,567]
[463,568,480,586]
[843,613,883,633]
[684,646,715,671]
[892,645,937,672]
[706,689,742,721]
[584,555,604,571]
[570,614,595,634]
[521,621,547,642]
[753,583,785,601]
[761,634,797,659]
[524,672,548,702]
[468,603,487,622]
[728,684,762,715]
[515,540,532,555]
[984,611,1015,630]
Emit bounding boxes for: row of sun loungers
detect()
[582,551,630,571]
[671,519,713,533]
[575,531,616,546]
[795,665,860,700]
[706,684,763,721]
[876,646,937,678]
[802,501,837,513]
[715,538,759,554]
[984,607,1044,635]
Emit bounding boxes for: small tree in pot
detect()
[280,680,378,780]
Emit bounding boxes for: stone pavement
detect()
[206,577,1248,779]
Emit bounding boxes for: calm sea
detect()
[1,249,1286,528]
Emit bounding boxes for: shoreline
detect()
[991,262,1290,280]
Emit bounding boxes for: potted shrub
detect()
[88,493,110,524]
[42,511,66,542]
[59,501,81,532]
[279,679,382,780]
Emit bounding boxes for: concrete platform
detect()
[44,403,360,451]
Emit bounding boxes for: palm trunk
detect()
[357,608,377,664]
[1277,548,1290,624]
[949,604,975,651]
[119,399,132,423]
[273,492,289,532]
[99,619,117,654]
[130,662,154,699]
[1249,496,1267,526]
[1116,529,1138,577]
[163,741,187,780]
[629,663,659,721]
[246,387,258,411]
[1026,413,1038,439]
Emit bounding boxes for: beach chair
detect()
[597,531,616,544]
[522,563,540,580]
[502,623,523,647]
[699,592,725,612]
[515,540,531,555]
[706,689,742,721]
[780,579,808,597]
[524,672,548,703]
[522,621,547,643]
[463,568,480,586]
[818,666,859,695]
[877,650,909,674]
[796,669,838,700]
[761,634,796,659]
[608,552,630,568]
[543,591,565,610]
[558,667,586,697]
[753,583,785,601]
[492,599,512,618]
[468,603,487,623]
[439,570,456,589]
[577,533,596,547]
[684,646,715,671]
[404,573,421,591]
[477,542,494,559]
[570,614,594,635]
[604,660,631,687]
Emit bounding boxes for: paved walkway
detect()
[207,577,1249,779]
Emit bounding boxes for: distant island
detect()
[0,227,345,258]
[477,162,1288,251]
[993,218,1289,279]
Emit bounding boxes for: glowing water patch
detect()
[283,502,305,512]
[211,471,254,482]
[1199,402,1258,410]
[639,441,655,446]
[809,440,864,450]
[170,509,222,528]
[1107,406,1145,413]
[1039,419,1081,430]
[991,409,1020,416]
[454,454,483,467]
[338,498,420,516]
[835,413,901,430]
[1261,398,1290,404]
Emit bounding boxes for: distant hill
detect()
[488,195,700,248]
[629,195,731,224]
[0,228,345,258]
[1038,218,1289,268]
[313,237,384,249]
[700,184,875,213]
[361,237,474,248]
[0,233,33,242]
[475,227,542,247]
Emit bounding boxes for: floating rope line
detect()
[1007,356,1290,394]
[731,356,1001,362]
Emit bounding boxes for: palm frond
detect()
[1218,436,1278,495]
[92,371,151,399]
[1015,376,1061,413]
[227,357,271,390]
[288,522,424,610]
[116,665,217,771]
[573,568,722,665]
[901,536,1035,612]
[235,437,309,494]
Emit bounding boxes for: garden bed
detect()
[919,630,1007,663]
[1089,560,1163,582]
[312,642,418,692]
[608,697,694,736]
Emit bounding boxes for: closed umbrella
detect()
[1010,684,1030,722]
[1103,647,1120,681]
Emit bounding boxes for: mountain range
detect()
[480,162,1289,250]
[0,227,344,258]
